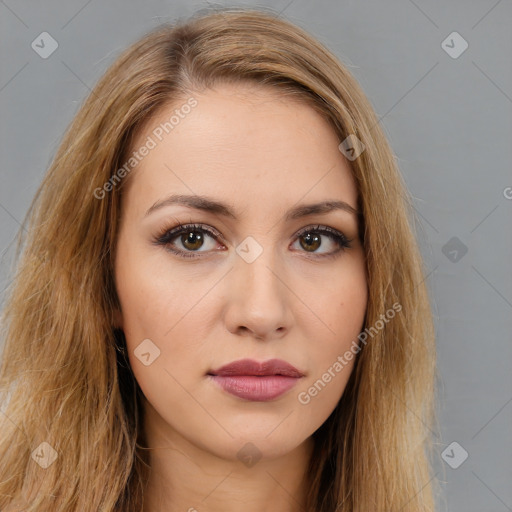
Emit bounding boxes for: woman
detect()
[0,6,437,511]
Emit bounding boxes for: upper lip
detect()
[208,358,304,378]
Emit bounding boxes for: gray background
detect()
[1,1,511,510]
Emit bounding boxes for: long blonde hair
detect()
[0,6,437,511]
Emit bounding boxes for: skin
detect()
[113,82,368,512]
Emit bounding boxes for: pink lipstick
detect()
[207,358,305,401]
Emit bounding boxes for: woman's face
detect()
[114,82,367,462]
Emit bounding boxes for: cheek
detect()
[298,256,367,394]
[115,253,217,382]
[115,240,198,338]
[304,254,368,343]
[294,291,366,425]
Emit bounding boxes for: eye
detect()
[152,223,353,259]
[152,223,224,259]
[291,224,353,258]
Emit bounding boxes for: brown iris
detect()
[300,232,321,252]
[181,230,204,251]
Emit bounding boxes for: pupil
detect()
[301,233,320,251]
[183,231,203,250]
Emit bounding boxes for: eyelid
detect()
[156,222,225,242]
[295,224,346,240]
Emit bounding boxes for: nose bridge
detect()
[224,235,291,337]
[236,236,286,301]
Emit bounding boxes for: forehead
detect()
[124,82,358,216]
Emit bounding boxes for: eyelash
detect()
[152,223,353,260]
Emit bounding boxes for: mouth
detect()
[207,358,305,401]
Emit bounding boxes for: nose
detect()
[223,247,292,341]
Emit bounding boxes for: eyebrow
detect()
[144,194,360,221]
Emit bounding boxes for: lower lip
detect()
[209,375,301,401]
